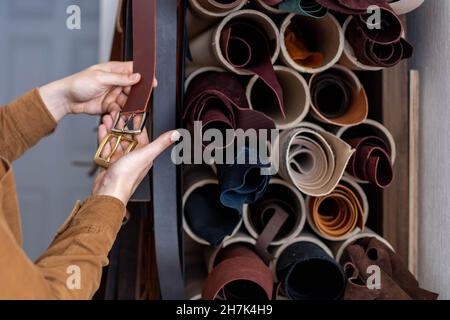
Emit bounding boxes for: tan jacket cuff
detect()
[60,196,126,239]
[8,88,57,147]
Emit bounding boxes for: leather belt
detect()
[389,0,424,15]
[277,125,354,196]
[152,0,186,299]
[202,244,274,300]
[94,0,156,168]
[342,237,438,300]
[217,147,271,214]
[276,241,346,300]
[308,183,365,239]
[346,136,394,188]
[183,70,275,139]
[220,21,285,118]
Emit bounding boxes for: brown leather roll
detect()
[309,65,368,126]
[308,183,365,239]
[202,244,274,300]
[342,237,438,300]
[346,136,394,188]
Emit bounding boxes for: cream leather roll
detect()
[275,123,354,196]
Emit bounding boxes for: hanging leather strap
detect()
[121,0,156,116]
[254,203,289,264]
[152,0,186,299]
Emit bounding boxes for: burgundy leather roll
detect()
[342,237,438,300]
[220,22,285,118]
[183,71,275,142]
[202,244,274,300]
[315,0,388,14]
[343,5,413,68]
[346,136,394,188]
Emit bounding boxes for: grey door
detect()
[0,0,100,260]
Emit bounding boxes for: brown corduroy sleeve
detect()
[0,195,126,300]
[0,89,57,162]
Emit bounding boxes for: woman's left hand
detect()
[39,61,151,121]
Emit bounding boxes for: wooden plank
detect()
[382,59,410,263]
[409,70,420,276]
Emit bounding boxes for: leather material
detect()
[184,182,242,247]
[284,25,324,68]
[308,183,365,238]
[183,71,275,141]
[202,244,274,300]
[278,0,328,18]
[309,66,368,126]
[345,7,413,68]
[121,0,156,115]
[346,136,394,188]
[311,72,352,119]
[342,238,439,300]
[276,241,346,300]
[220,21,285,118]
[315,0,388,14]
[196,0,245,13]
[278,126,354,196]
[388,0,424,15]
[152,0,186,299]
[216,147,271,214]
[253,202,289,264]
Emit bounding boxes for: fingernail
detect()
[170,131,181,142]
[130,73,140,81]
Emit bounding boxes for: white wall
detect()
[99,0,118,62]
[408,0,450,299]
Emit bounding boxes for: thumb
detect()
[97,71,141,87]
[124,130,181,168]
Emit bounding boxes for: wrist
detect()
[39,79,72,122]
[93,174,130,207]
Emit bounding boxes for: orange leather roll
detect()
[285,27,324,68]
[309,183,365,239]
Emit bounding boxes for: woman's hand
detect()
[92,116,181,205]
[39,62,147,121]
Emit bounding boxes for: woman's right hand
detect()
[92,113,180,205]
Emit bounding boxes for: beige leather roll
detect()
[275,123,354,196]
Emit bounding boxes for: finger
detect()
[123,86,132,96]
[97,71,141,87]
[98,124,108,144]
[153,78,158,88]
[141,130,180,163]
[102,113,115,132]
[103,87,122,107]
[96,61,134,74]
[117,92,129,108]
[135,128,150,146]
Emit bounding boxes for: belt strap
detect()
[254,202,289,264]
[121,0,156,116]
[152,0,185,299]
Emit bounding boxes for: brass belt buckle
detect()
[94,112,147,168]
